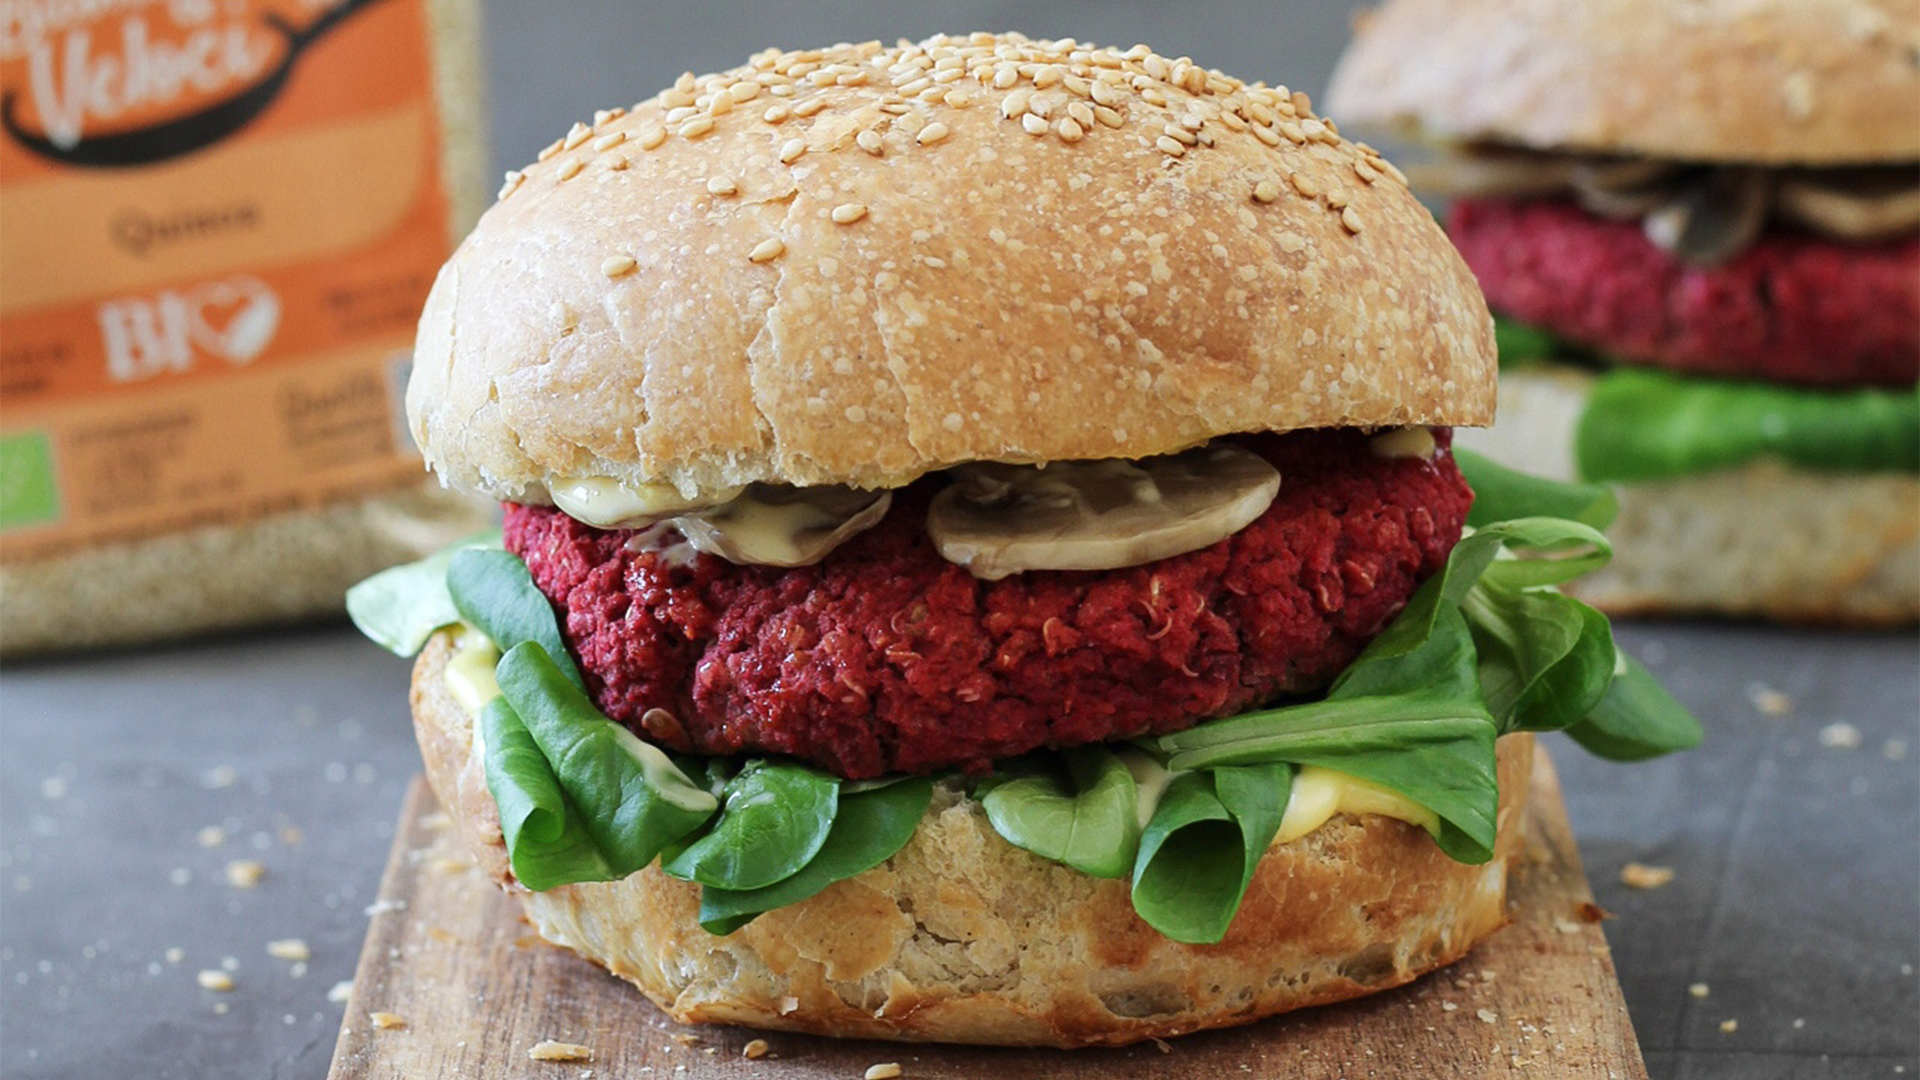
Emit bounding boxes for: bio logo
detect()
[97,274,281,382]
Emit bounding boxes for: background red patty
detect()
[1450,198,1920,387]
[507,430,1471,778]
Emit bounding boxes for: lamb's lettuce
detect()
[979,748,1140,879]
[346,530,500,654]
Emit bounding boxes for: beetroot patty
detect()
[1450,198,1920,387]
[506,430,1471,778]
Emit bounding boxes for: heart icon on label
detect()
[187,276,280,365]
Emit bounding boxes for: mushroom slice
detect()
[1643,169,1771,266]
[928,444,1281,581]
[1405,148,1579,198]
[1571,159,1687,220]
[1777,175,1920,241]
[551,476,742,529]
[673,484,891,567]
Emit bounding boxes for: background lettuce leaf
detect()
[1456,449,1617,530]
[345,530,501,655]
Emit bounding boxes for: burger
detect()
[348,32,1699,1047]
[1328,0,1920,623]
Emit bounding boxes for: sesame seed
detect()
[1326,188,1351,209]
[1155,134,1187,156]
[1354,160,1380,184]
[1162,123,1198,146]
[728,81,760,103]
[1140,87,1168,107]
[561,122,592,151]
[1020,112,1049,135]
[946,88,974,108]
[1090,80,1121,106]
[1279,121,1306,144]
[831,202,868,224]
[918,85,949,103]
[1250,123,1281,147]
[763,103,792,123]
[856,128,885,155]
[916,122,950,145]
[592,107,625,125]
[779,138,808,163]
[1252,180,1281,203]
[1027,93,1053,119]
[1289,170,1319,198]
[1001,88,1033,117]
[794,97,828,117]
[706,176,738,195]
[1094,105,1123,128]
[591,131,625,152]
[1034,64,1064,88]
[637,126,667,150]
[555,158,584,182]
[1056,117,1085,142]
[748,237,786,263]
[665,105,698,124]
[1341,206,1363,233]
[993,65,1020,89]
[496,171,524,200]
[1067,101,1094,128]
[678,116,715,138]
[536,138,561,162]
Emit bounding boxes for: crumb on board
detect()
[225,859,266,888]
[165,948,184,964]
[743,1038,769,1059]
[1745,683,1793,715]
[328,980,354,1004]
[1689,982,1710,998]
[1620,863,1676,890]
[865,1064,904,1080]
[372,1012,407,1030]
[1477,1008,1499,1024]
[197,826,227,847]
[1819,722,1862,749]
[1151,1037,1173,1053]
[530,1040,593,1062]
[197,970,234,992]
[1719,1019,1739,1034]
[267,939,310,962]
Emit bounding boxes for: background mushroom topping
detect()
[1414,150,1920,264]
[927,443,1282,580]
[673,484,892,567]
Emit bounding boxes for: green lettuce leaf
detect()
[345,530,501,655]
[663,760,840,890]
[1455,449,1617,530]
[492,642,716,880]
[697,777,934,935]
[481,696,620,890]
[1577,368,1920,482]
[979,747,1140,879]
[1130,763,1291,945]
[1566,652,1705,761]
[448,549,586,692]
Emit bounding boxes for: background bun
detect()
[1460,369,1920,625]
[410,33,1496,502]
[411,632,1534,1047]
[1327,0,1920,164]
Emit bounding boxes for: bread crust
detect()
[1327,0,1920,165]
[1457,368,1920,625]
[410,34,1496,503]
[411,631,1535,1046]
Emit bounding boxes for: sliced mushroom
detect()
[1643,169,1772,266]
[673,484,892,567]
[927,444,1281,580]
[1405,149,1579,198]
[1571,160,1689,221]
[551,476,742,529]
[1778,175,1920,241]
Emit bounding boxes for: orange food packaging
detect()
[0,0,491,655]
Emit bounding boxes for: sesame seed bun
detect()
[1458,368,1920,625]
[409,33,1496,503]
[409,630,1535,1047]
[1326,0,1920,165]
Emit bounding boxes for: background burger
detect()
[349,32,1699,1047]
[1328,0,1920,624]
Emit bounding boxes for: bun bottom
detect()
[1458,368,1920,626]
[412,632,1535,1047]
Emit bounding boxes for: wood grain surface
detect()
[328,746,1646,1079]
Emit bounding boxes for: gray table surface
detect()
[2,621,1915,1079]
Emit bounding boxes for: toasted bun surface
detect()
[1458,369,1920,625]
[411,33,1496,502]
[411,632,1533,1046]
[1327,0,1920,165]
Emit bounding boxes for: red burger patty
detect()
[506,430,1471,778]
[1449,197,1920,387]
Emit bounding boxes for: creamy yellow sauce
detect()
[549,475,739,529]
[1271,766,1437,846]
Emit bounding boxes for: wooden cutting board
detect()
[328,747,1646,1079]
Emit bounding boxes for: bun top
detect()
[1328,0,1920,165]
[411,33,1495,501]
